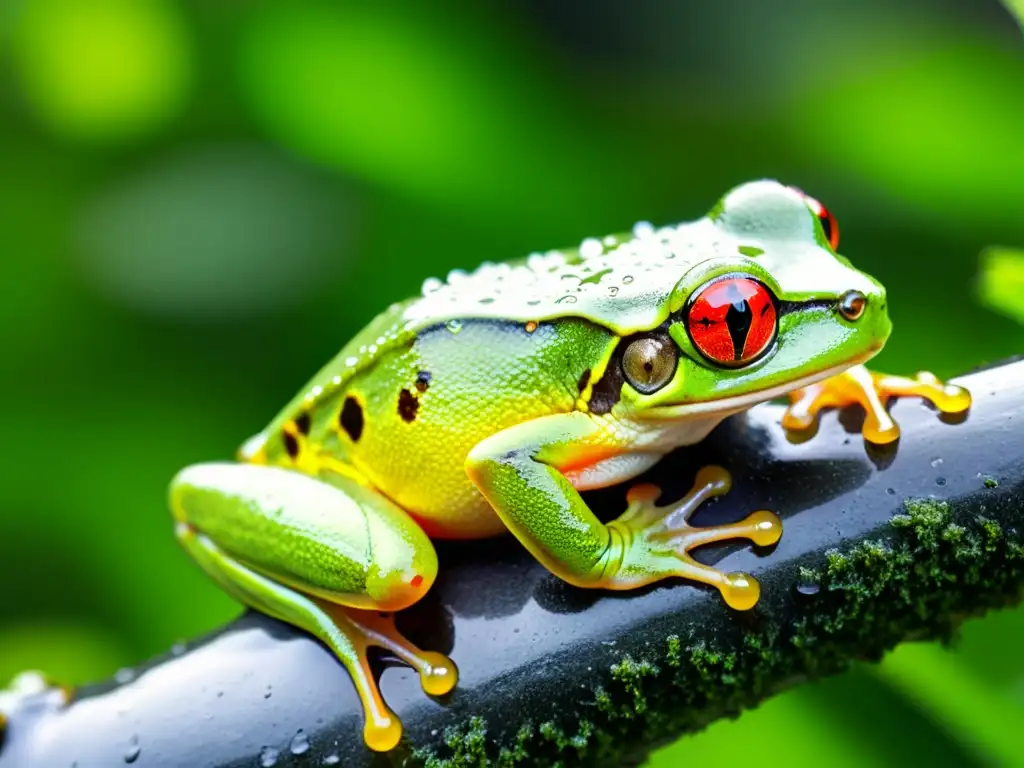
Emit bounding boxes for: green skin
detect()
[167,180,895,750]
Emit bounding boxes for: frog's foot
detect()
[177,524,456,752]
[600,466,782,610]
[783,364,971,445]
[314,603,457,750]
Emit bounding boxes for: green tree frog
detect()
[168,181,969,751]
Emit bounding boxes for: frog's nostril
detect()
[838,290,867,321]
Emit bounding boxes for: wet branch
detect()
[1,360,1022,768]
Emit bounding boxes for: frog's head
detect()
[617,180,891,421]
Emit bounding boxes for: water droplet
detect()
[607,286,619,297]
[603,235,618,247]
[447,269,468,284]
[170,642,186,657]
[579,237,603,258]
[886,488,896,496]
[114,668,135,685]
[259,746,280,767]
[796,577,821,596]
[290,729,310,756]
[936,477,947,486]
[930,457,943,468]
[622,275,634,284]
[124,736,141,764]
[445,319,463,334]
[323,755,340,766]
[421,277,443,295]
[633,221,655,238]
[344,356,358,367]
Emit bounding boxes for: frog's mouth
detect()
[639,350,878,422]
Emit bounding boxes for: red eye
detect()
[789,187,840,251]
[687,277,777,367]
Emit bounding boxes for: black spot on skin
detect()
[294,412,311,436]
[283,431,300,459]
[415,370,432,393]
[577,368,591,392]
[589,360,625,416]
[340,396,364,442]
[398,389,419,422]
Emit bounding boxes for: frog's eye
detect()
[687,276,777,367]
[789,187,840,250]
[622,336,678,394]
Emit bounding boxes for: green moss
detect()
[410,498,1024,767]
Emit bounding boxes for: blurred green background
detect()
[0,0,1022,765]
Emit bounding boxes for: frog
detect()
[166,180,971,751]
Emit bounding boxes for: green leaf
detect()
[1003,0,1024,31]
[978,248,1024,324]
[8,0,192,143]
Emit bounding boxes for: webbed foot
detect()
[315,604,458,751]
[602,466,782,610]
[784,364,971,445]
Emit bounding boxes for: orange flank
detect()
[549,442,622,475]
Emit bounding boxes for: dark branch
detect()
[2,360,1022,768]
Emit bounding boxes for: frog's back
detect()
[247,220,720,536]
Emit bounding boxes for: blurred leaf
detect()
[8,0,192,143]
[0,623,128,686]
[978,247,1024,324]
[1003,0,1024,30]
[647,690,877,768]
[782,34,1024,229]
[74,144,351,321]
[874,642,1024,765]
[234,1,629,227]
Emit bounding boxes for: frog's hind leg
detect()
[170,464,457,752]
[783,364,971,444]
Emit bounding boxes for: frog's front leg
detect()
[466,412,782,610]
[783,364,971,444]
[169,464,457,752]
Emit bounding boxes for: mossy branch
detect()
[1,360,1022,768]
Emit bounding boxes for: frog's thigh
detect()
[169,463,454,751]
